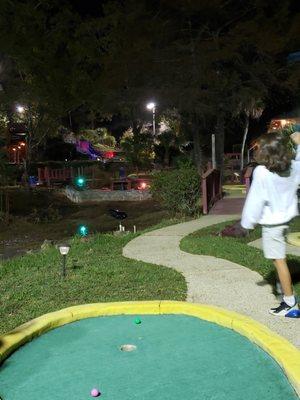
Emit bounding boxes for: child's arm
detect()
[241,166,266,229]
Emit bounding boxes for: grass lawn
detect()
[180,217,300,298]
[0,231,187,335]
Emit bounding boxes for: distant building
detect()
[6,123,28,164]
[268,114,300,131]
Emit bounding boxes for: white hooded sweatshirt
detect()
[241,145,300,229]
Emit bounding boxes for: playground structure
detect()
[75,139,123,162]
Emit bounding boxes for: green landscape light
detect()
[78,225,89,237]
[75,176,86,188]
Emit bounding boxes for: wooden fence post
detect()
[202,175,208,215]
[38,168,43,185]
[45,167,50,187]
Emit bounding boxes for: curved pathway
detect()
[123,215,300,348]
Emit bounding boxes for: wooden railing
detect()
[38,167,74,186]
[202,168,222,214]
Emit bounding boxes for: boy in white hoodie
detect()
[241,130,300,316]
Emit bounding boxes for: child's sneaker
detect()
[269,301,299,316]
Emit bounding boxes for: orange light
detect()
[138,181,148,190]
[18,146,21,149]
[281,119,287,127]
[20,142,26,147]
[12,148,16,151]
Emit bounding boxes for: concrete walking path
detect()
[123,215,300,348]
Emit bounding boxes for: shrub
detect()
[28,204,62,224]
[151,161,201,215]
[278,124,297,152]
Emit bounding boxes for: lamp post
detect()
[16,105,25,114]
[146,102,156,136]
[211,134,216,170]
[16,104,27,166]
[59,245,70,278]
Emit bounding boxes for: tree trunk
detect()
[192,128,203,174]
[240,114,249,171]
[5,190,9,225]
[215,114,225,176]
[163,146,170,167]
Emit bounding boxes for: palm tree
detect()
[240,99,264,171]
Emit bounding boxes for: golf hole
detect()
[120,344,137,352]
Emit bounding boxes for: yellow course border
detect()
[223,184,246,190]
[0,301,299,397]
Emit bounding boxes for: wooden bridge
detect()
[202,166,253,215]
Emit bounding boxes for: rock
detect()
[113,230,129,236]
[41,240,54,251]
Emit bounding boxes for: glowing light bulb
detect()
[75,176,86,188]
[78,225,89,237]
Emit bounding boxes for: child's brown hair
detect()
[255,132,293,173]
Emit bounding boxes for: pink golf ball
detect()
[91,388,101,397]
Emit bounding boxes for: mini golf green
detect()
[0,314,298,400]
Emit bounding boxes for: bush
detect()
[28,204,62,224]
[151,161,201,215]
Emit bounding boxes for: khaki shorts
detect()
[262,225,289,259]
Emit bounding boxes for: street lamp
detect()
[16,105,25,114]
[146,102,156,136]
[59,245,70,278]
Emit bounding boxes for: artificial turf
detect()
[0,314,298,400]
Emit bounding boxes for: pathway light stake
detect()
[59,245,70,278]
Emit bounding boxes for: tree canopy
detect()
[0,0,300,170]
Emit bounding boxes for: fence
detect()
[37,165,110,187]
[38,167,74,186]
[201,168,222,214]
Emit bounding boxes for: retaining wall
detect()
[65,185,152,203]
